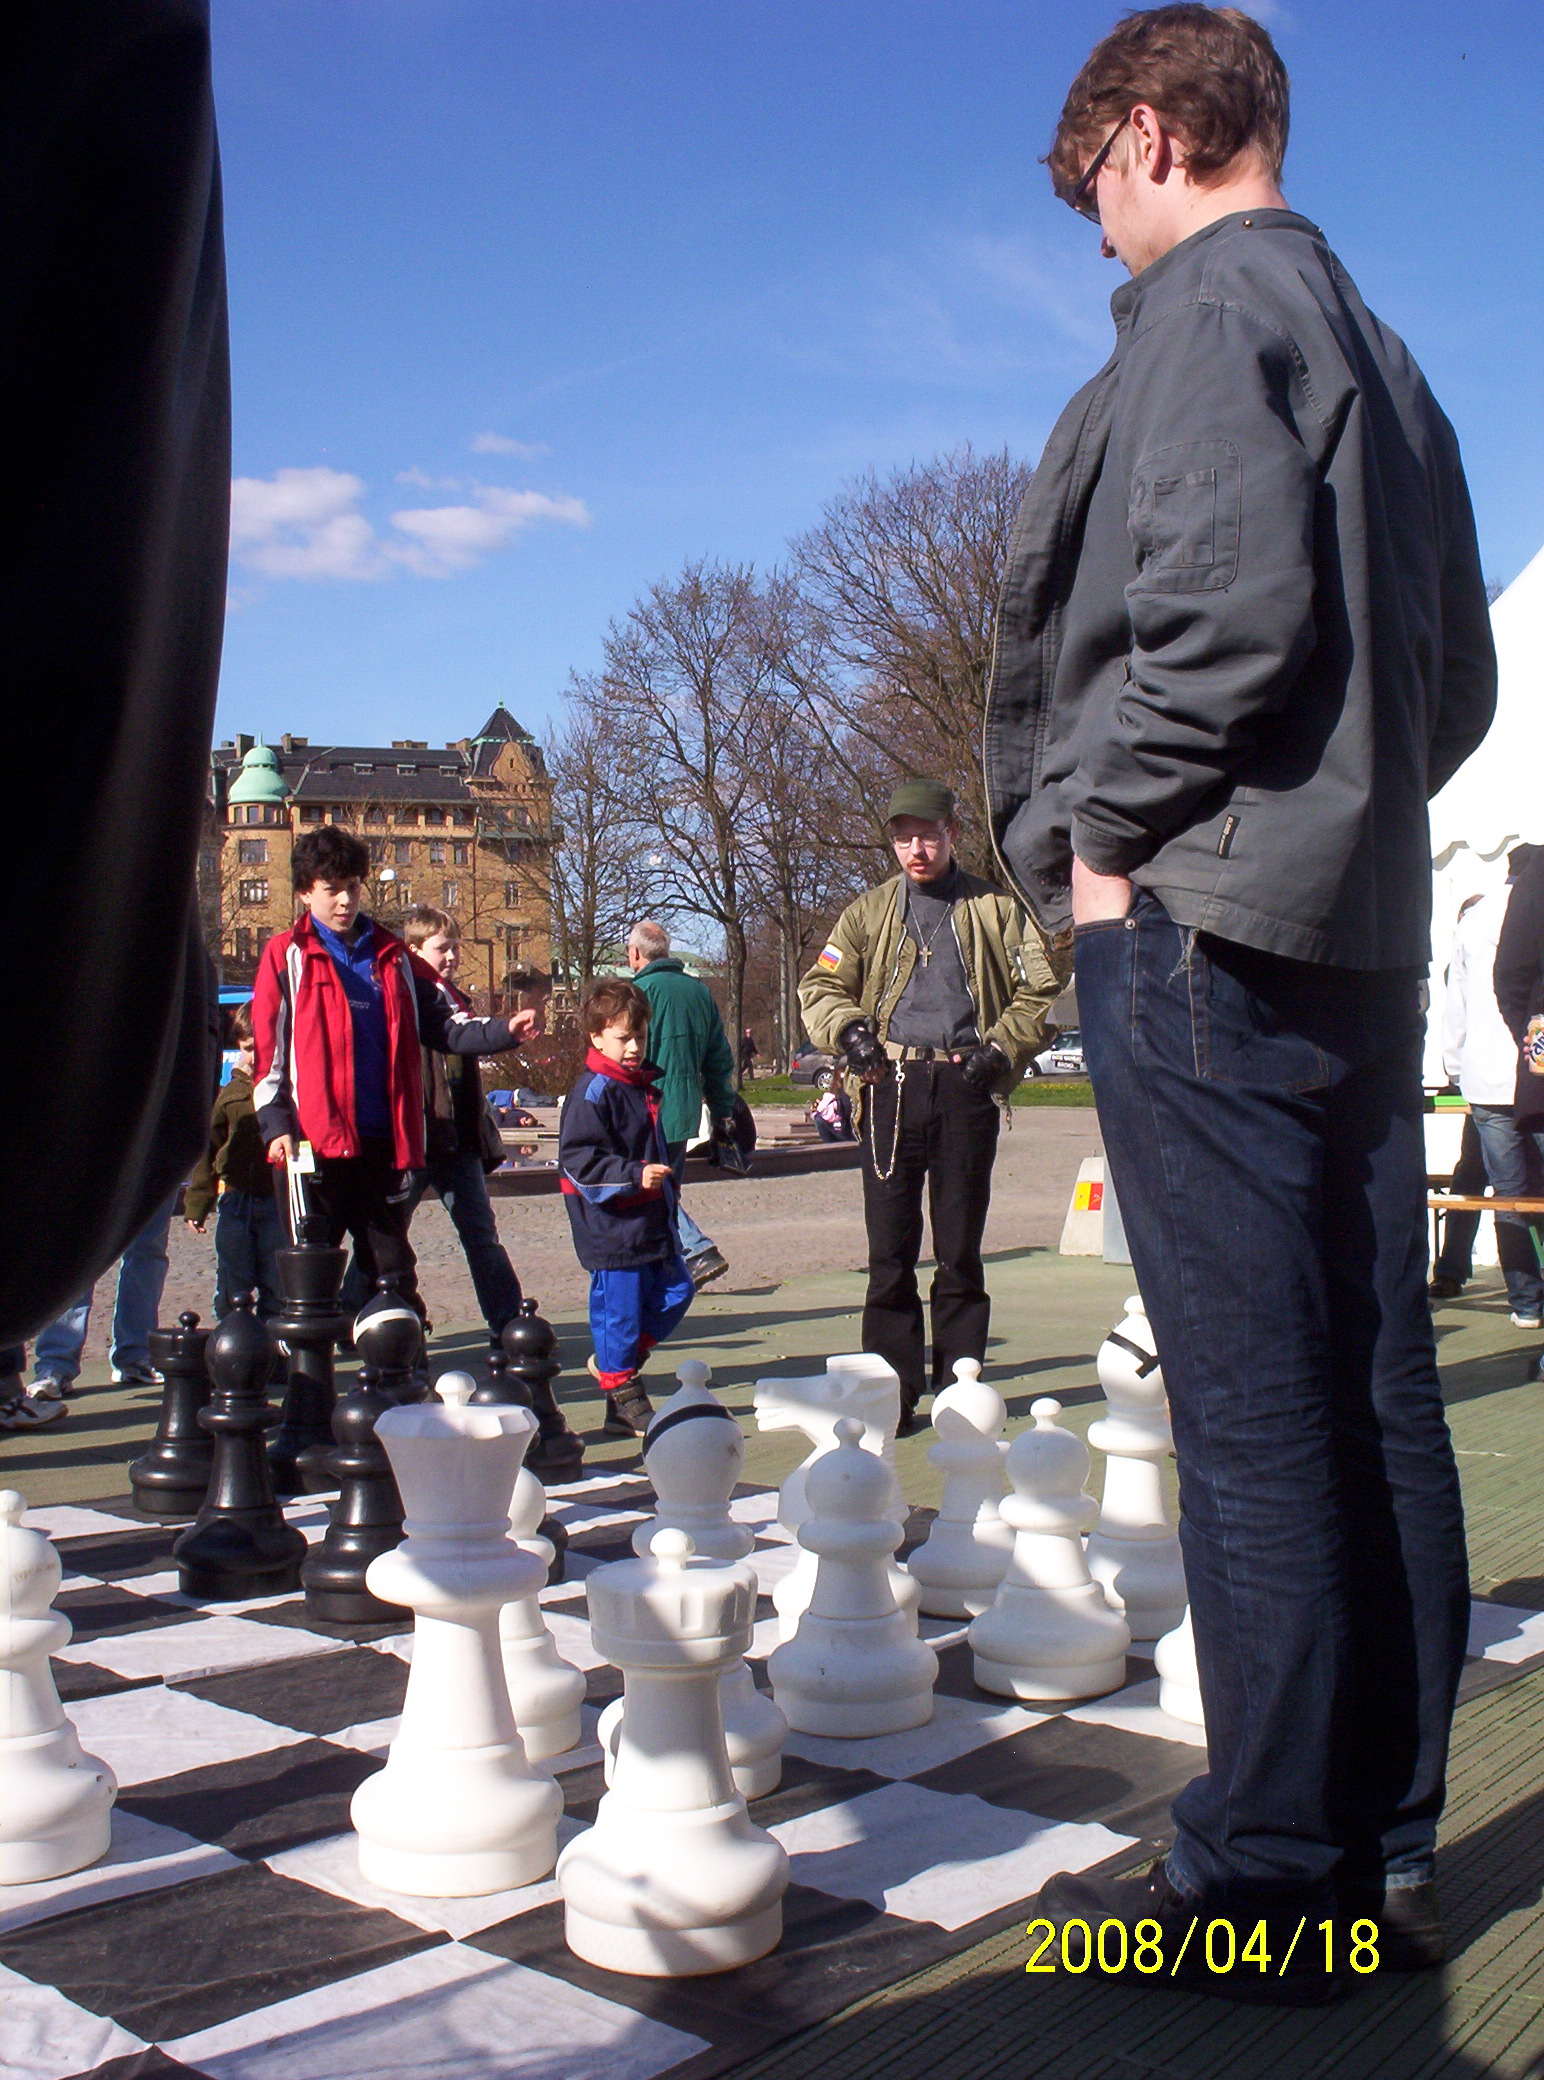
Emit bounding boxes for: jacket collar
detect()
[636,957,684,976]
[1109,208,1324,331]
[585,1046,659,1088]
[296,910,403,966]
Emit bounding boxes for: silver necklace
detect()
[906,891,954,968]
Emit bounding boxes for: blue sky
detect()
[212,0,1543,749]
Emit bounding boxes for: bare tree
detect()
[543,706,661,993]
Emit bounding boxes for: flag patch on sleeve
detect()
[816,942,843,971]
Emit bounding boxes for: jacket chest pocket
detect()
[1128,439,1240,593]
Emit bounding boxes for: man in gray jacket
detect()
[984,5,1496,1994]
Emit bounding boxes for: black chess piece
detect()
[129,1312,215,1518]
[489,1299,584,1480]
[172,1296,306,1599]
[267,1216,350,1496]
[300,1362,411,1626]
[355,1281,427,1404]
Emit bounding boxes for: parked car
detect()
[1033,1029,1086,1076]
[790,1041,837,1087]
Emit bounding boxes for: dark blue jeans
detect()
[340,1149,523,1337]
[1077,894,1469,1906]
[214,1189,284,1321]
[1469,1104,1544,1316]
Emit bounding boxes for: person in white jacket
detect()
[1442,847,1544,1327]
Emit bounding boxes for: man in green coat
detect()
[799,779,1060,1428]
[628,920,739,1287]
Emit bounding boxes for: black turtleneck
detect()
[887,865,979,1050]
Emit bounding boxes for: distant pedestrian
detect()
[558,977,694,1437]
[627,921,737,1288]
[812,1068,855,1143]
[740,1029,759,1078]
[184,1001,284,1322]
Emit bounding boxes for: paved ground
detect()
[7,1110,1544,2079]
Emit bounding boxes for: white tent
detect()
[1425,544,1544,1085]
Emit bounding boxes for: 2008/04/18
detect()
[1024,1917,1381,1976]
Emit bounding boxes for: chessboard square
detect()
[0,1809,241,1935]
[912,1711,1201,1842]
[539,1610,609,1672]
[50,1525,186,1582]
[1064,1676,1208,1749]
[767,1779,1134,1931]
[116,1571,296,1616]
[782,1693,1047,1781]
[162,1939,708,2080]
[119,1737,382,1862]
[178,1645,408,1737]
[55,1585,204,1644]
[56,1617,343,1683]
[747,1543,802,1592]
[743,1616,781,1661]
[1467,1601,1544,1664]
[23,1506,148,1540]
[265,1818,584,1937]
[68,1686,309,1786]
[0,1962,147,2080]
[0,1861,439,2046]
[728,1491,783,1527]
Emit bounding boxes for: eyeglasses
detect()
[1068,111,1130,225]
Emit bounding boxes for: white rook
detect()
[1084,1295,1186,1643]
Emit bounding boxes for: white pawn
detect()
[969,1399,1131,1702]
[1155,1607,1206,1728]
[0,1492,116,1883]
[559,1529,788,1976]
[1084,1296,1186,1642]
[752,1356,920,1637]
[351,1395,562,1896]
[601,1362,786,1797]
[502,1449,586,1762]
[769,1419,937,1737]
[906,1359,1014,1618]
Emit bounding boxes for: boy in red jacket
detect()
[253,827,534,1323]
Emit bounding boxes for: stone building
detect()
[205,706,554,1003]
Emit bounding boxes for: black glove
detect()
[958,1042,1010,1093]
[837,1018,887,1078]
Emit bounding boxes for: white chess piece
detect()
[906,1359,1014,1618]
[969,1399,1131,1702]
[768,1419,937,1737]
[1154,1607,1205,1728]
[752,1355,920,1637]
[0,1492,117,1883]
[600,1362,786,1798]
[1084,1296,1187,1642]
[502,1450,587,1761]
[351,1395,562,1895]
[559,1529,788,1976]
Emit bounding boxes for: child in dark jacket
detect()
[185,1003,284,1321]
[559,978,694,1438]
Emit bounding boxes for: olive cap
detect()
[885,778,956,825]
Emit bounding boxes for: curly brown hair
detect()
[581,977,650,1037]
[1047,6,1289,203]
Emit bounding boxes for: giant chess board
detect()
[9,1477,1544,2080]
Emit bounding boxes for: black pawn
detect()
[173,1296,306,1599]
[268,1218,350,1496]
[470,1306,571,1585]
[130,1312,214,1518]
[355,1281,427,1404]
[496,1299,584,1480]
[301,1363,411,1627]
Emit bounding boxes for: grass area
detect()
[746,1074,1097,1108]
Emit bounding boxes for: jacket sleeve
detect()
[701,1009,738,1120]
[183,1099,225,1224]
[981,902,1061,1074]
[558,1091,647,1201]
[1427,427,1497,796]
[1066,302,1320,877]
[1494,864,1544,1043]
[1440,927,1469,1083]
[251,940,298,1147]
[412,967,515,1056]
[797,899,872,1052]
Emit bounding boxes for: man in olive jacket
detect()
[799,779,1058,1429]
[628,921,738,1287]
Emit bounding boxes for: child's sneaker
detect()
[111,1364,162,1387]
[603,1380,656,1437]
[30,1374,73,1401]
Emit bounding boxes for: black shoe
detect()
[603,1383,656,1437]
[1337,1878,1446,1971]
[689,1248,729,1289]
[1427,1275,1464,1301]
[896,1397,924,1437]
[1038,1860,1345,2007]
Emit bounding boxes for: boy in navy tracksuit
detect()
[559,978,694,1437]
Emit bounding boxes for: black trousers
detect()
[278,1139,423,1317]
[860,1060,1000,1406]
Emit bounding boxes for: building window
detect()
[234,928,252,963]
[503,880,520,906]
[368,839,386,863]
[299,805,322,823]
[454,806,474,827]
[429,841,446,865]
[394,805,417,826]
[443,882,459,907]
[238,879,268,905]
[393,839,413,866]
[424,807,446,826]
[364,806,386,826]
[452,841,470,866]
[329,806,349,823]
[397,764,417,776]
[353,762,373,774]
[237,838,269,863]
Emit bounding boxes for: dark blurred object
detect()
[301,1362,411,1629]
[709,1097,757,1177]
[0,2,230,1343]
[475,1298,584,1484]
[268,1221,350,1498]
[130,1311,214,1518]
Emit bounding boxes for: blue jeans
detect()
[214,1190,285,1322]
[666,1142,715,1264]
[33,1193,179,1382]
[1077,895,1468,1905]
[1469,1104,1544,1315]
[340,1149,523,1337]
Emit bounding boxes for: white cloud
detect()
[395,466,464,490]
[229,467,590,585]
[470,431,550,457]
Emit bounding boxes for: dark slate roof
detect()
[290,771,473,804]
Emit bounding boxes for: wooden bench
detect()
[1427,1193,1544,1273]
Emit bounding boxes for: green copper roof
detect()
[227,740,291,805]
